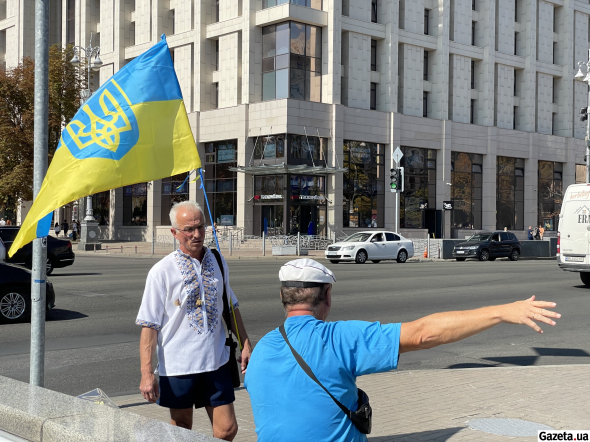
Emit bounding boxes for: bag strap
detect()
[211,249,232,334]
[279,324,351,418]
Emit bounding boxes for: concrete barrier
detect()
[0,376,219,442]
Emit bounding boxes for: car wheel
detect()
[455,258,466,261]
[355,250,368,264]
[46,258,54,276]
[488,257,496,261]
[0,288,30,324]
[478,249,490,262]
[509,249,519,261]
[397,249,408,263]
[580,272,590,286]
[371,260,381,264]
[330,260,339,264]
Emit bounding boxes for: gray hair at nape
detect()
[169,201,206,228]
[280,284,330,318]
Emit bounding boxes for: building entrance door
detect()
[260,205,284,236]
[289,205,326,236]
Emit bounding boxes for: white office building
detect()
[3,0,589,239]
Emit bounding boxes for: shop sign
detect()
[255,194,283,200]
[298,195,325,201]
[220,215,234,226]
[217,147,235,163]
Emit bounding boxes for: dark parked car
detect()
[0,262,55,323]
[0,226,75,275]
[453,231,522,262]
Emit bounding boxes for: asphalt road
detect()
[0,255,589,398]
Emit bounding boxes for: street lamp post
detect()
[575,49,590,184]
[71,33,103,251]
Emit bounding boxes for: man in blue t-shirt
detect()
[244,259,560,442]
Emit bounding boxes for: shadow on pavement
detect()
[572,285,590,290]
[50,273,103,277]
[46,309,88,321]
[447,347,590,368]
[368,426,465,441]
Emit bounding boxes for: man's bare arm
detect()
[399,296,560,354]
[230,308,253,373]
[139,326,159,402]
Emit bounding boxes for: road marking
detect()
[68,291,110,297]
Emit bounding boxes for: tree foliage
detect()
[0,44,85,208]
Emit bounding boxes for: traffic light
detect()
[390,167,404,192]
[580,107,588,122]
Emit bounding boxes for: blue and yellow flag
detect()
[9,35,200,257]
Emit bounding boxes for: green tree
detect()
[0,44,85,209]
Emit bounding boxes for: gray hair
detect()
[280,284,330,318]
[169,201,205,228]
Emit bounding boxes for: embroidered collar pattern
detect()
[173,249,219,334]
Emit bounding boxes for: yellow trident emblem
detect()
[66,80,134,153]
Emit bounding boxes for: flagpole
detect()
[30,0,50,387]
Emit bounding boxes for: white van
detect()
[557,183,590,285]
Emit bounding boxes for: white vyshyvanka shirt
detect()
[136,248,239,376]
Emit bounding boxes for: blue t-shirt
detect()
[244,315,401,442]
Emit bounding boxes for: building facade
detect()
[4,0,589,239]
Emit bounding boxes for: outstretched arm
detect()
[399,296,560,354]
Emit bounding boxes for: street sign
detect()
[393,146,403,164]
[443,201,453,210]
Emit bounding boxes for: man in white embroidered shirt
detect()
[136,200,252,441]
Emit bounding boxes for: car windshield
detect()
[343,233,372,242]
[467,233,491,241]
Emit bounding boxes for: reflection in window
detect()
[255,175,284,196]
[92,191,110,226]
[262,22,322,102]
[342,141,385,228]
[538,161,562,231]
[123,183,148,226]
[253,135,285,160]
[496,157,524,230]
[451,152,482,230]
[400,147,436,229]
[204,140,238,225]
[289,134,325,163]
[262,0,322,9]
[161,173,189,224]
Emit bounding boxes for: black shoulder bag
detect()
[279,324,372,434]
[211,249,241,388]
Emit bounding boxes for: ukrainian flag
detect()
[8,35,200,257]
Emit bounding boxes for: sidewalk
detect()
[112,365,589,441]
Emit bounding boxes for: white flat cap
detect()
[279,259,336,288]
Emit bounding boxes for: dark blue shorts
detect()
[157,361,235,409]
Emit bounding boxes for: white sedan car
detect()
[325,231,414,264]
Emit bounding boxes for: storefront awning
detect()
[229,164,348,176]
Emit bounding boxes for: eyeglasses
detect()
[176,225,206,236]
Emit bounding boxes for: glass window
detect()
[496,156,524,230]
[343,141,385,228]
[276,68,289,99]
[451,152,482,230]
[276,23,290,55]
[263,25,276,58]
[291,22,305,54]
[262,22,322,103]
[400,147,437,229]
[538,161,562,231]
[92,191,110,226]
[161,173,190,224]
[123,183,147,226]
[254,135,285,160]
[201,140,238,225]
[263,72,276,101]
[371,39,377,71]
[263,0,321,10]
[370,83,377,110]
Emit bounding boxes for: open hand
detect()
[501,295,561,333]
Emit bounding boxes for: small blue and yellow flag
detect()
[9,35,200,257]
